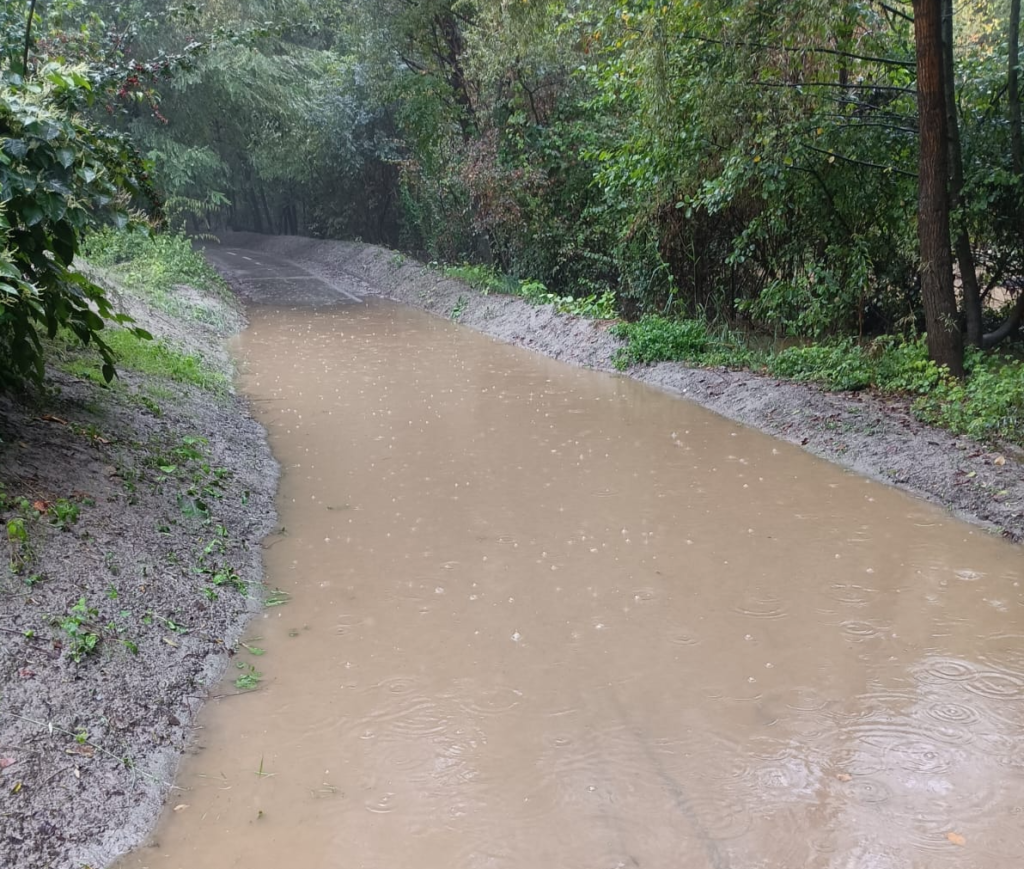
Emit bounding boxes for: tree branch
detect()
[876,1,915,24]
[675,32,916,68]
[982,291,1024,347]
[801,142,917,176]
[22,0,38,77]
[755,79,916,94]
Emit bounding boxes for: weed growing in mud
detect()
[48,499,80,530]
[6,517,32,573]
[611,316,735,370]
[59,598,101,662]
[235,663,262,690]
[134,393,164,417]
[451,295,468,321]
[443,262,617,320]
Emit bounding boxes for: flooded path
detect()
[118,283,1023,867]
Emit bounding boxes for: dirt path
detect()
[216,232,1024,543]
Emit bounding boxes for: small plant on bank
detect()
[48,499,80,530]
[60,598,101,662]
[6,517,31,573]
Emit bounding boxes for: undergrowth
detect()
[82,229,233,328]
[611,316,1024,447]
[443,263,616,319]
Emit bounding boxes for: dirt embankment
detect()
[220,231,1023,543]
[0,270,277,868]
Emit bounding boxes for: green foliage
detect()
[6,515,31,572]
[610,316,713,369]
[60,597,100,662]
[0,68,153,388]
[441,263,513,294]
[551,291,617,320]
[48,498,80,530]
[768,341,878,392]
[83,228,231,325]
[915,353,1024,444]
[61,324,227,392]
[768,338,945,393]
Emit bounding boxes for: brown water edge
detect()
[116,300,1023,869]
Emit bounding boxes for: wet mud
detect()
[117,295,1023,869]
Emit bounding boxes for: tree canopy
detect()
[2,0,1023,383]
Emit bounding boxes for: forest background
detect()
[2,0,1023,443]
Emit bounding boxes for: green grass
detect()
[82,229,234,328]
[61,328,228,393]
[610,315,754,370]
[442,263,617,319]
[441,262,515,294]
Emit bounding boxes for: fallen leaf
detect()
[946,832,966,846]
[834,772,852,782]
[0,757,15,770]
[994,455,1006,466]
[10,781,21,794]
[31,500,50,513]
[173,804,190,812]
[40,415,68,425]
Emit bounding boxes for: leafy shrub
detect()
[768,338,947,394]
[872,338,944,394]
[610,316,712,369]
[0,68,154,388]
[768,341,876,391]
[914,353,1024,445]
[552,291,617,320]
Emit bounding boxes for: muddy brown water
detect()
[116,294,1024,868]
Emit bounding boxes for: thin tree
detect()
[913,0,965,376]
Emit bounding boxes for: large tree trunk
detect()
[913,0,965,376]
[1011,0,1022,177]
[941,0,983,346]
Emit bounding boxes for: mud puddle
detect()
[117,300,1023,869]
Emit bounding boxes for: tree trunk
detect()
[913,0,965,376]
[941,0,983,346]
[1010,0,1022,177]
[978,0,1024,348]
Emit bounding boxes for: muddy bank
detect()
[217,231,1023,543]
[0,270,276,869]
